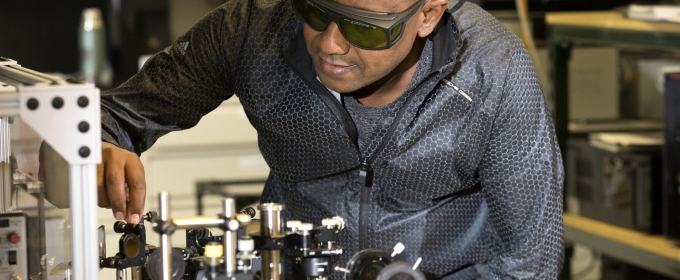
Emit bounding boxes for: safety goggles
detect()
[291,0,427,50]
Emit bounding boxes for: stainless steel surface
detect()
[0,118,10,161]
[0,118,10,212]
[99,226,106,259]
[172,216,224,229]
[0,62,101,280]
[223,199,237,276]
[0,86,19,115]
[26,182,41,194]
[258,203,284,280]
[131,266,143,280]
[117,268,127,280]
[258,203,284,237]
[69,165,99,280]
[12,172,26,185]
[262,251,282,280]
[37,191,45,280]
[0,163,11,214]
[159,192,172,280]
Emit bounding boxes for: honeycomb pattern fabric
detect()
[100,0,564,279]
[343,39,433,160]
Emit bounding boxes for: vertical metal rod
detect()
[258,203,284,280]
[223,198,237,276]
[69,165,99,280]
[131,266,142,280]
[259,204,283,236]
[117,268,127,280]
[0,117,11,212]
[38,185,47,280]
[159,192,172,280]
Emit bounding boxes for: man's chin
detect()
[317,76,361,94]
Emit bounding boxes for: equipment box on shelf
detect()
[566,133,663,234]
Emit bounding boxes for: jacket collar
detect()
[282,22,317,83]
[431,1,464,72]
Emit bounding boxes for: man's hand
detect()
[98,141,146,224]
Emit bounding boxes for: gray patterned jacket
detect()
[101,0,564,278]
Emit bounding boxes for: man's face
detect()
[302,0,424,94]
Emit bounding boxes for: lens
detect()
[359,261,385,280]
[339,18,389,49]
[123,235,140,258]
[293,0,330,31]
[389,22,405,45]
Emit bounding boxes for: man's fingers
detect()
[100,142,146,222]
[97,163,110,208]
[125,157,146,224]
[97,163,105,189]
[105,159,127,220]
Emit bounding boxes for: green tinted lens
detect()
[293,0,330,31]
[390,23,404,45]
[339,18,388,49]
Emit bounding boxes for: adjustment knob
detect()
[7,232,19,244]
[322,218,337,227]
[204,242,223,258]
[298,223,314,231]
[238,237,255,252]
[332,216,345,231]
[286,220,301,229]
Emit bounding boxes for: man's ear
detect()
[418,0,449,37]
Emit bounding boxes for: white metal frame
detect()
[1,60,101,280]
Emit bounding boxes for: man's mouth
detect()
[320,58,354,75]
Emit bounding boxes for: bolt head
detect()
[52,97,64,109]
[79,146,91,158]
[78,121,90,133]
[77,96,89,108]
[27,98,39,110]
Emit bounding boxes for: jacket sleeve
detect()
[478,48,564,279]
[101,0,249,154]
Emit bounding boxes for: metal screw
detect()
[13,172,26,185]
[77,96,89,108]
[27,98,39,110]
[27,182,42,194]
[52,97,64,109]
[78,121,90,133]
[79,146,90,158]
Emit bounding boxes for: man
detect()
[99,0,564,278]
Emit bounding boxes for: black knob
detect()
[113,221,127,233]
[26,98,39,110]
[240,207,256,218]
[52,97,64,109]
[144,211,158,221]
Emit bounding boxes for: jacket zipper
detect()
[358,158,372,249]
[356,74,438,249]
[287,63,372,249]
[283,45,443,249]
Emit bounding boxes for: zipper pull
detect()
[359,159,373,187]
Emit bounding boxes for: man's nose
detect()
[318,22,350,54]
